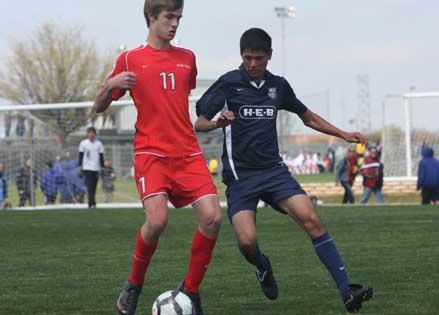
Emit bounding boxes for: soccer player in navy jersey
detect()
[195,28,373,312]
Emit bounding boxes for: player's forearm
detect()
[304,112,347,140]
[194,117,218,132]
[93,81,114,114]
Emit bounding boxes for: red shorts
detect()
[133,153,217,208]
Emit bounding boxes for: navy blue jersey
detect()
[196,65,308,184]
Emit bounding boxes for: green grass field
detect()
[1,206,438,314]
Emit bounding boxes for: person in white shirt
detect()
[78,127,105,208]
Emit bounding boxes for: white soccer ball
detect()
[152,290,194,315]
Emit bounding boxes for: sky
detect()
[0,0,438,131]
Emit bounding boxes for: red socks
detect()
[184,229,217,294]
[128,230,158,286]
[127,228,216,292]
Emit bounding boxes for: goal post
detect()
[382,91,439,178]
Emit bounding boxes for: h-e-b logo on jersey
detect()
[239,105,277,120]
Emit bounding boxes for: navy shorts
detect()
[225,164,306,222]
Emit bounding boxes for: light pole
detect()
[274,5,296,76]
[274,5,296,150]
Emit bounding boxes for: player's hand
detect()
[109,72,137,90]
[215,111,235,128]
[343,132,368,145]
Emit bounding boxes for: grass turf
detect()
[1,206,438,314]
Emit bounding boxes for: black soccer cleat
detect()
[343,284,373,313]
[177,281,204,315]
[116,281,143,315]
[255,255,278,300]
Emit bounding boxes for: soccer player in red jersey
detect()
[93,1,225,314]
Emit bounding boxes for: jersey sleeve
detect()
[99,141,105,154]
[78,140,85,153]
[280,79,308,115]
[189,53,198,91]
[196,77,228,120]
[107,51,128,100]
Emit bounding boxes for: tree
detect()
[0,23,114,142]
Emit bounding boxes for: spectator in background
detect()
[63,151,87,203]
[16,159,37,207]
[417,146,439,205]
[313,152,325,173]
[208,157,219,176]
[40,161,57,205]
[355,143,366,168]
[348,146,359,186]
[359,147,384,204]
[336,148,355,204]
[101,159,116,203]
[78,127,105,208]
[54,156,72,204]
[326,144,335,173]
[0,162,8,209]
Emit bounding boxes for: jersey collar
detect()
[239,64,268,90]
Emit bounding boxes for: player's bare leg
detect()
[278,195,373,312]
[232,210,278,300]
[117,194,168,315]
[178,195,222,315]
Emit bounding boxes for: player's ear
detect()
[268,49,273,60]
[148,13,156,26]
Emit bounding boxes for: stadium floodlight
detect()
[274,5,296,76]
[274,5,296,150]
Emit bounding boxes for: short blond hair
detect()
[144,0,184,27]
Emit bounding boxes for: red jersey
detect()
[108,44,201,157]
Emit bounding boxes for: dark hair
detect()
[240,28,272,54]
[87,127,97,134]
[144,0,184,27]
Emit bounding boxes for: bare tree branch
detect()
[0,23,114,142]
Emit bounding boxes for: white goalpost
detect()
[382,91,439,178]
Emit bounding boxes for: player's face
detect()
[87,131,96,141]
[149,8,183,42]
[241,49,272,81]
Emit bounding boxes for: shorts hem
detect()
[191,194,218,206]
[141,192,168,203]
[272,189,307,205]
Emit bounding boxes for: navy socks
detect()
[239,243,269,272]
[312,232,350,298]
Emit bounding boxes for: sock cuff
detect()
[136,230,158,253]
[193,229,217,250]
[312,232,332,248]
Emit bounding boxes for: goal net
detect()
[382,92,439,178]
[0,99,196,208]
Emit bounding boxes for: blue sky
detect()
[0,0,437,130]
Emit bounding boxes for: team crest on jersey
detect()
[268,87,277,99]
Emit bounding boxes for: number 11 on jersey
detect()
[160,72,176,90]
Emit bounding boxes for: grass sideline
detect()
[4,173,422,207]
[1,206,438,314]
